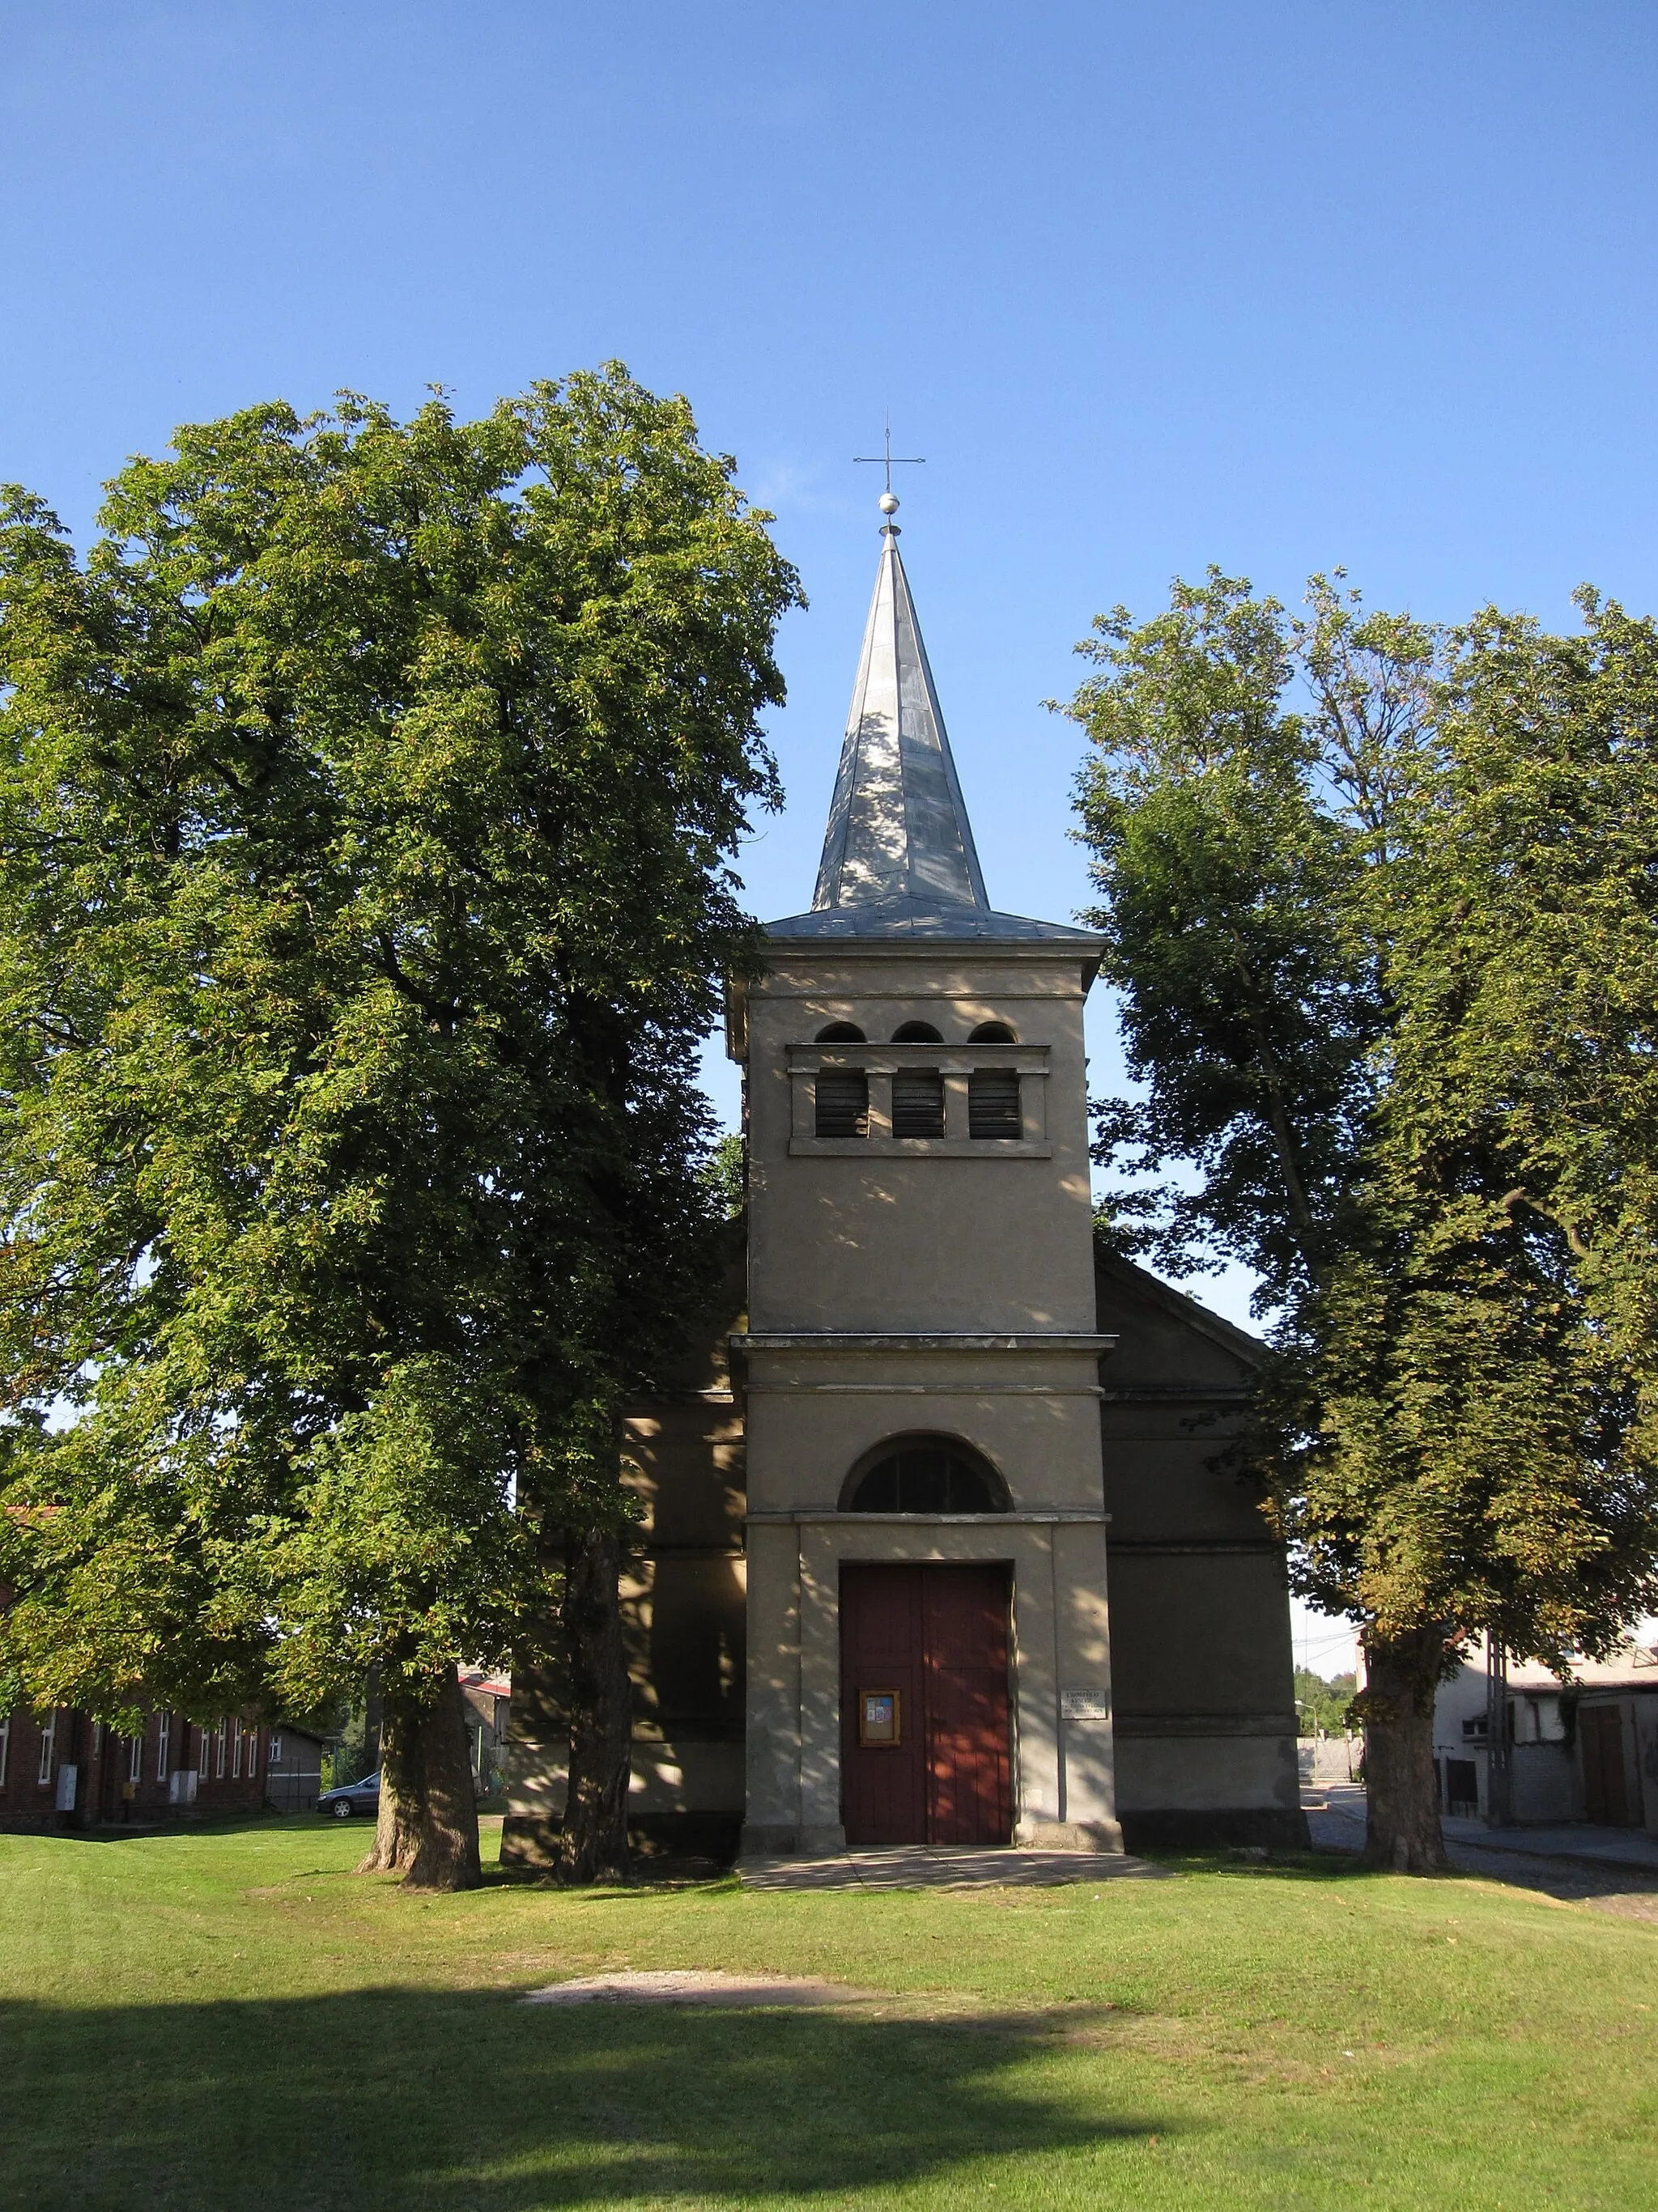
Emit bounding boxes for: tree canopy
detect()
[0,367,800,1882]
[1068,569,1658,1866]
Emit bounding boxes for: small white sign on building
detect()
[54,1762,79,1811]
[1060,1690,1111,1722]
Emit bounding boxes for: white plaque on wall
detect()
[1060,1690,1111,1722]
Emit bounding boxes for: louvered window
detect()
[891,1070,945,1139]
[815,1072,869,1138]
[968,1071,1021,1139]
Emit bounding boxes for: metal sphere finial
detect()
[878,490,900,516]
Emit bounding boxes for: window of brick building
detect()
[155,1712,171,1781]
[198,1725,210,1778]
[0,1713,9,1787]
[232,1722,243,1778]
[127,1733,142,1784]
[215,1720,227,1778]
[37,1712,55,1785]
[246,1727,258,1779]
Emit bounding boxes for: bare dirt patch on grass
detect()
[523,1968,875,2006]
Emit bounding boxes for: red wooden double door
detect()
[840,1563,1013,1846]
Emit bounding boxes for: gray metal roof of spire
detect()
[765,512,1103,948]
[812,523,988,911]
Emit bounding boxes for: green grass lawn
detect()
[2,1817,1654,2210]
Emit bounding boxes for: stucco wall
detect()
[743,949,1099,1335]
[1092,1250,1307,1849]
[500,1253,750,1867]
[736,940,1121,1854]
[505,954,1311,1864]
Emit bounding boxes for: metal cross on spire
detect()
[853,418,925,503]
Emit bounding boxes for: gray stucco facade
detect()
[501,506,1307,1866]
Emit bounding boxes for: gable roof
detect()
[1504,1644,1658,1694]
[1093,1242,1267,1369]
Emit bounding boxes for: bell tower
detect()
[729,495,1124,1854]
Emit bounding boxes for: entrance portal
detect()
[840,1563,1013,1846]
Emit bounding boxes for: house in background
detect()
[1433,1636,1658,1831]
[458,1670,510,1794]
[0,1704,323,1830]
[263,1722,327,1813]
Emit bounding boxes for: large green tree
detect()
[1068,571,1658,1869]
[0,367,799,1888]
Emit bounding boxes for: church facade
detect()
[503,503,1307,1864]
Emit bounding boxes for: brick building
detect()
[0,1704,292,1831]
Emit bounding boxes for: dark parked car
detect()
[317,1772,381,1819]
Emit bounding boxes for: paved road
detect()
[1304,1781,1658,1921]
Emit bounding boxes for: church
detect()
[503,496,1307,1865]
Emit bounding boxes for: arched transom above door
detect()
[840,1433,1010,1515]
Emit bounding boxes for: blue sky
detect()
[8,2,1658,1671]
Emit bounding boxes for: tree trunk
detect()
[363,1660,383,1775]
[1223,940,1324,1268]
[357,1662,482,1891]
[1359,1624,1448,1871]
[559,1525,631,1884]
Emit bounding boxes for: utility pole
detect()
[1484,1633,1511,1827]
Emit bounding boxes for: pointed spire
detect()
[811,512,988,914]
[764,496,1102,949]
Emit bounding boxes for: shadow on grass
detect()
[27,1811,354,1847]
[33,1815,731,1888]
[0,1985,1159,2211]
[1140,1843,1638,1911]
[1137,1847,1382,1884]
